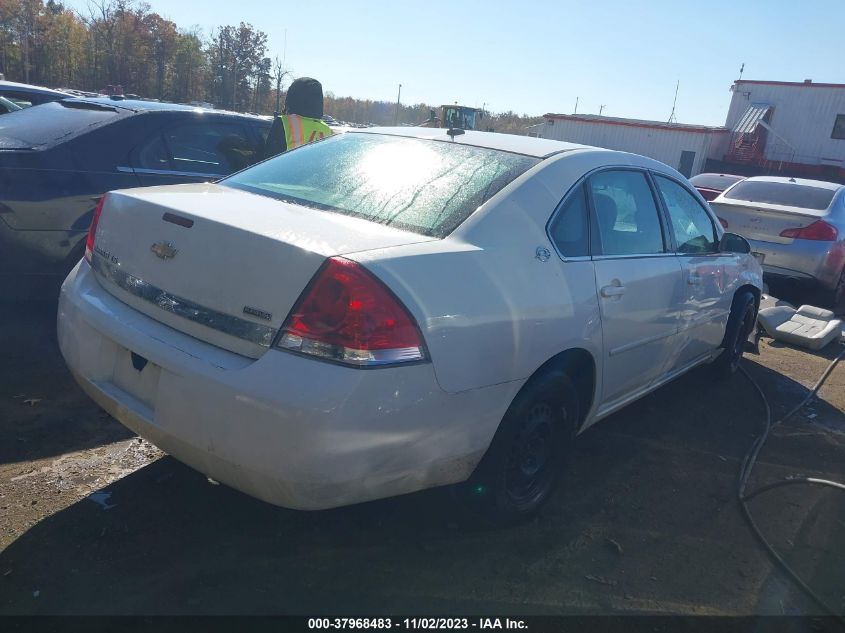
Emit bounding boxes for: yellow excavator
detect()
[419,104,486,131]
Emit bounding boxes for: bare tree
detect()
[272,54,289,115]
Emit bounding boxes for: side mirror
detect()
[719,232,751,254]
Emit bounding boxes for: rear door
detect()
[652,173,734,367]
[588,169,685,409]
[129,114,262,186]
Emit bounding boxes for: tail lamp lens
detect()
[277,257,426,367]
[780,220,838,241]
[84,194,108,263]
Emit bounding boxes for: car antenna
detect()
[447,128,465,140]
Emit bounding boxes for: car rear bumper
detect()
[0,215,85,276]
[58,261,516,510]
[746,237,844,289]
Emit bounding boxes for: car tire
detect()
[456,369,580,526]
[712,290,757,378]
[827,268,845,312]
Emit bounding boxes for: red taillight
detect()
[779,220,838,241]
[718,217,728,229]
[277,257,426,366]
[84,194,108,263]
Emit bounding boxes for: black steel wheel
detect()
[457,369,579,525]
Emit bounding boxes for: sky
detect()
[62,0,845,126]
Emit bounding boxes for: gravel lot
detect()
[1,292,844,616]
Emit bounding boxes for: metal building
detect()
[528,114,729,177]
[715,79,845,181]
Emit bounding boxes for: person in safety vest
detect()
[263,77,332,159]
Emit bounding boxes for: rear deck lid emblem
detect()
[243,305,273,321]
[151,241,178,260]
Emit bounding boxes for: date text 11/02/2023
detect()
[307,618,528,630]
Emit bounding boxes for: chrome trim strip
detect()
[592,253,676,261]
[116,165,215,179]
[91,254,277,347]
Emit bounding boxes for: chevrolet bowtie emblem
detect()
[151,241,178,260]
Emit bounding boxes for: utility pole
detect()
[574,96,578,114]
[738,62,744,81]
[394,83,402,126]
[599,104,606,116]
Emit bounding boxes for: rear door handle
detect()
[600,285,626,298]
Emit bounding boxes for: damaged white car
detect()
[58,128,763,522]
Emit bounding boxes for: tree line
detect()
[0,0,276,111]
[0,0,543,132]
[325,94,544,133]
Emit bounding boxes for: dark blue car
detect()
[0,97,270,297]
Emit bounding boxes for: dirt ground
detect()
[1,292,845,616]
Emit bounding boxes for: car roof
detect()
[740,175,845,191]
[352,126,594,158]
[0,80,68,96]
[61,97,269,120]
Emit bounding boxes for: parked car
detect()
[689,173,745,202]
[57,129,762,523]
[710,176,845,306]
[0,79,68,108]
[0,97,271,296]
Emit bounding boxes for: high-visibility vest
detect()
[280,114,332,150]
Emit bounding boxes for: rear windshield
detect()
[0,100,120,148]
[723,180,836,210]
[222,133,540,237]
[689,173,743,191]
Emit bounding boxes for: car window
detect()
[134,134,172,171]
[0,90,61,107]
[253,121,271,144]
[222,133,540,238]
[588,170,665,256]
[654,176,718,254]
[163,120,258,175]
[0,96,21,114]
[2,91,34,107]
[549,184,589,258]
[723,180,836,210]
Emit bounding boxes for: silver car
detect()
[711,176,845,306]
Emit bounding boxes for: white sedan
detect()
[58,128,763,523]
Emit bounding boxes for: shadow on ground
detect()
[2,353,844,615]
[0,301,133,466]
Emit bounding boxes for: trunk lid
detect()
[92,183,437,357]
[710,199,829,245]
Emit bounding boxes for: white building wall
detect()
[726,82,845,166]
[536,119,727,176]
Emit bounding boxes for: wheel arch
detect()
[520,347,597,432]
[735,283,761,311]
